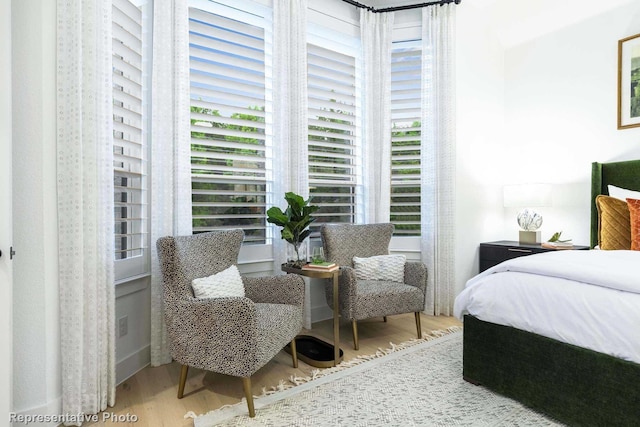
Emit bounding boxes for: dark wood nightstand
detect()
[479,240,590,273]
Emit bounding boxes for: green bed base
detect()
[590,160,640,248]
[462,160,640,425]
[463,315,640,426]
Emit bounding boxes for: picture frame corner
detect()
[617,32,640,130]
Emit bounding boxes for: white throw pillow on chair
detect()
[191,265,245,298]
[353,254,406,283]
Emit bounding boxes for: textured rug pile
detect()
[189,329,562,426]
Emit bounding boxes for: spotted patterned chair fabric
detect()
[321,223,427,350]
[156,229,304,417]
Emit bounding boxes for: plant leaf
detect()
[266,207,288,226]
[302,205,319,217]
[299,229,312,242]
[268,191,319,245]
[281,227,294,242]
[284,192,305,216]
[548,231,561,242]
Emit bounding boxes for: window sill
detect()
[115,273,150,299]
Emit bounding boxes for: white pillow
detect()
[608,184,640,201]
[353,254,406,283]
[191,265,245,299]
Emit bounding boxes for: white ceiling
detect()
[360,0,637,47]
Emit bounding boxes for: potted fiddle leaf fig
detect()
[267,192,319,268]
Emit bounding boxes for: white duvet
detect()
[454,250,640,364]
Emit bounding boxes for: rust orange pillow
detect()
[596,195,630,250]
[627,198,640,251]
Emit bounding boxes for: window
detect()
[390,40,421,236]
[112,0,149,279]
[307,32,361,233]
[188,3,271,244]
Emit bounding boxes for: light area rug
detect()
[189,329,563,427]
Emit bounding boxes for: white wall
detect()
[12,0,61,421]
[453,2,508,293]
[2,0,14,421]
[502,1,640,246]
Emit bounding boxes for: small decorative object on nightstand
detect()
[541,231,574,249]
[503,184,552,244]
[479,240,590,273]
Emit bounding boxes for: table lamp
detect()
[503,183,552,244]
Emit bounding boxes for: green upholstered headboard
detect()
[590,160,640,248]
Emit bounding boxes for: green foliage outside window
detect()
[391,120,421,235]
[308,101,356,232]
[190,103,422,239]
[190,104,267,242]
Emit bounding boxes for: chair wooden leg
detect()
[383,316,387,323]
[242,377,255,417]
[352,319,359,350]
[415,311,422,339]
[290,338,298,368]
[177,365,188,399]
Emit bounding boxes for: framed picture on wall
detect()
[618,32,640,129]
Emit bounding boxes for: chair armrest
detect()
[165,297,259,376]
[323,266,357,318]
[404,261,427,293]
[243,274,305,307]
[338,266,358,293]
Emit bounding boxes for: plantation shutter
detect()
[307,42,359,232]
[112,0,146,262]
[390,40,421,236]
[188,6,270,244]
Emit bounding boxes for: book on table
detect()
[541,241,574,250]
[302,262,338,271]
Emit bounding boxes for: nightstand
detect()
[479,240,590,273]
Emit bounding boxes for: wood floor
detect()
[88,314,461,427]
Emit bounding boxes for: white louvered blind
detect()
[189,6,270,244]
[112,0,147,263]
[307,42,359,233]
[390,40,421,236]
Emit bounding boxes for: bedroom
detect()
[3,0,640,424]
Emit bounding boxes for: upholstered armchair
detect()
[321,223,427,350]
[156,229,304,417]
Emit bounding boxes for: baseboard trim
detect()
[311,305,333,324]
[116,344,150,386]
[11,397,62,427]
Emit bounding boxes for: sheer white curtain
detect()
[272,0,311,327]
[272,0,309,270]
[360,9,394,224]
[149,0,192,366]
[56,0,116,419]
[421,4,457,315]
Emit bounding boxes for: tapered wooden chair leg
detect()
[242,377,255,417]
[290,338,298,368]
[352,319,359,350]
[177,365,188,399]
[415,312,422,339]
[383,316,387,323]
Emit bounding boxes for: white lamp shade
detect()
[503,183,552,208]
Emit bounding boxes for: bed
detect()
[454,160,640,426]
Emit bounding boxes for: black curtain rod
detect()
[341,0,461,13]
